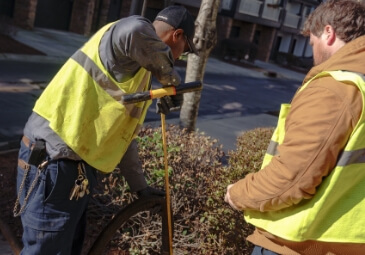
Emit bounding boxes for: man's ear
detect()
[324,25,336,46]
[172,28,184,42]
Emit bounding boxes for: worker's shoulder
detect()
[306,73,362,105]
[114,15,153,33]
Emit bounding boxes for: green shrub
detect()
[227,127,275,179]
[86,125,274,255]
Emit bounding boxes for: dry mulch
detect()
[0,151,23,253]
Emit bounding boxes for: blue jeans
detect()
[251,245,279,255]
[16,139,97,255]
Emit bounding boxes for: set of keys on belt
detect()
[69,162,90,200]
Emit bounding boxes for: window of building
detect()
[222,0,234,10]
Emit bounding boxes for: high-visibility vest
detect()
[245,71,365,243]
[33,22,152,173]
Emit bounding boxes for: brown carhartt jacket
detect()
[229,36,365,254]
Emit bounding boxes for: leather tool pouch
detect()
[27,140,47,166]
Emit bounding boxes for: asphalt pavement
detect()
[0,26,308,255]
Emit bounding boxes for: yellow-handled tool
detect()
[122,81,202,104]
[122,81,202,254]
[161,113,173,254]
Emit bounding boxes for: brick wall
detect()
[13,0,37,29]
[121,0,132,18]
[90,0,110,32]
[213,15,232,55]
[239,22,256,42]
[69,0,96,35]
[217,15,233,41]
[256,27,276,62]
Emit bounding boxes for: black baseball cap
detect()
[155,6,198,55]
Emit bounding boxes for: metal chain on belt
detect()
[13,161,49,217]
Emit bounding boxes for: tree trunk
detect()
[141,0,148,17]
[179,0,221,132]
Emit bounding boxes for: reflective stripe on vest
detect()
[33,22,152,173]
[70,50,145,120]
[245,71,365,243]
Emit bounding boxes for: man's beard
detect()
[314,49,331,66]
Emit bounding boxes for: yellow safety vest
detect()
[245,71,365,243]
[33,22,152,173]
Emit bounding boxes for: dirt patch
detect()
[0,151,23,251]
[0,34,46,55]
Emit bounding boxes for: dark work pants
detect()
[251,245,280,255]
[16,139,97,255]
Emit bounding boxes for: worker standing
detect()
[15,5,197,254]
[225,0,365,254]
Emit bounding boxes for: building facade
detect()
[209,0,321,64]
[0,0,323,64]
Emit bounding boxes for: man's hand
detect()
[224,184,240,210]
[156,94,183,115]
[137,186,165,197]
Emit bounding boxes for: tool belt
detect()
[24,136,47,165]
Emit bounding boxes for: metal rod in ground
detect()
[161,113,173,254]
